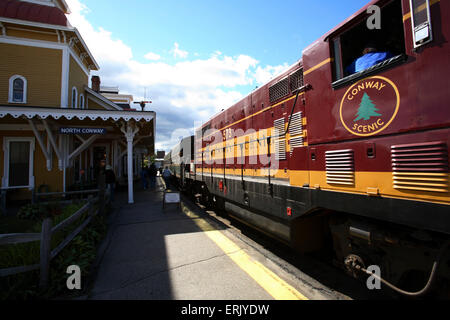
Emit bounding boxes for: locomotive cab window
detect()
[331,0,406,88]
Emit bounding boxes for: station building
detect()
[0,0,155,204]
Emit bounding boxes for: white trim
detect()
[0,105,156,122]
[47,135,53,172]
[42,119,62,164]
[73,28,100,70]
[69,135,100,161]
[27,119,53,171]
[58,0,71,14]
[0,22,6,36]
[0,35,66,50]
[8,75,27,104]
[71,86,78,109]
[2,137,35,190]
[61,47,69,108]
[0,17,73,32]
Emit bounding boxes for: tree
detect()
[354,93,381,122]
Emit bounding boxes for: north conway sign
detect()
[59,127,107,135]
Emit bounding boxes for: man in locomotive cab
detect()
[345,42,394,75]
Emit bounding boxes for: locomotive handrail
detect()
[270,87,303,141]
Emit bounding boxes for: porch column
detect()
[121,121,139,204]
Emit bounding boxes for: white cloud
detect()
[171,42,189,59]
[65,0,288,152]
[144,52,161,61]
[254,64,290,86]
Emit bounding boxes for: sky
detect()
[65,0,369,152]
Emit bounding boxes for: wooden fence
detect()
[32,189,101,205]
[0,194,103,289]
[0,187,102,215]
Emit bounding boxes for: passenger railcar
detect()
[166,136,195,188]
[167,0,450,296]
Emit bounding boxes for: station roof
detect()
[0,0,100,71]
[0,0,70,27]
[0,105,155,124]
[0,105,156,153]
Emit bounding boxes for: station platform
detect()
[86,177,332,300]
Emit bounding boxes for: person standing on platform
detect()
[105,165,116,202]
[149,162,157,189]
[162,166,171,190]
[140,166,149,190]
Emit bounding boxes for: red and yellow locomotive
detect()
[167,0,450,296]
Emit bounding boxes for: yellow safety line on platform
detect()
[186,212,308,300]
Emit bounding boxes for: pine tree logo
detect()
[354,93,382,122]
[340,76,400,137]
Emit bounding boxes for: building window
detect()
[72,87,78,108]
[8,75,27,103]
[79,94,85,109]
[2,137,35,189]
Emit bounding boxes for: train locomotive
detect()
[166,0,450,297]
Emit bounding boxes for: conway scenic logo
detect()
[340,76,400,137]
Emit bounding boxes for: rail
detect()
[0,195,102,289]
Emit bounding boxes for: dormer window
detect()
[8,75,27,104]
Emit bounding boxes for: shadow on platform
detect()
[87,177,228,300]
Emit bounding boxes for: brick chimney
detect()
[91,76,101,92]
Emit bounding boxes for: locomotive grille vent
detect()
[274,118,286,161]
[269,77,289,104]
[326,149,355,185]
[289,112,303,136]
[289,112,303,154]
[289,69,304,92]
[290,137,304,150]
[391,141,449,193]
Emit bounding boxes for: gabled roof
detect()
[0,0,70,27]
[84,86,123,111]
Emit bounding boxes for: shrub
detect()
[16,204,47,221]
[17,202,63,221]
[1,202,108,300]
